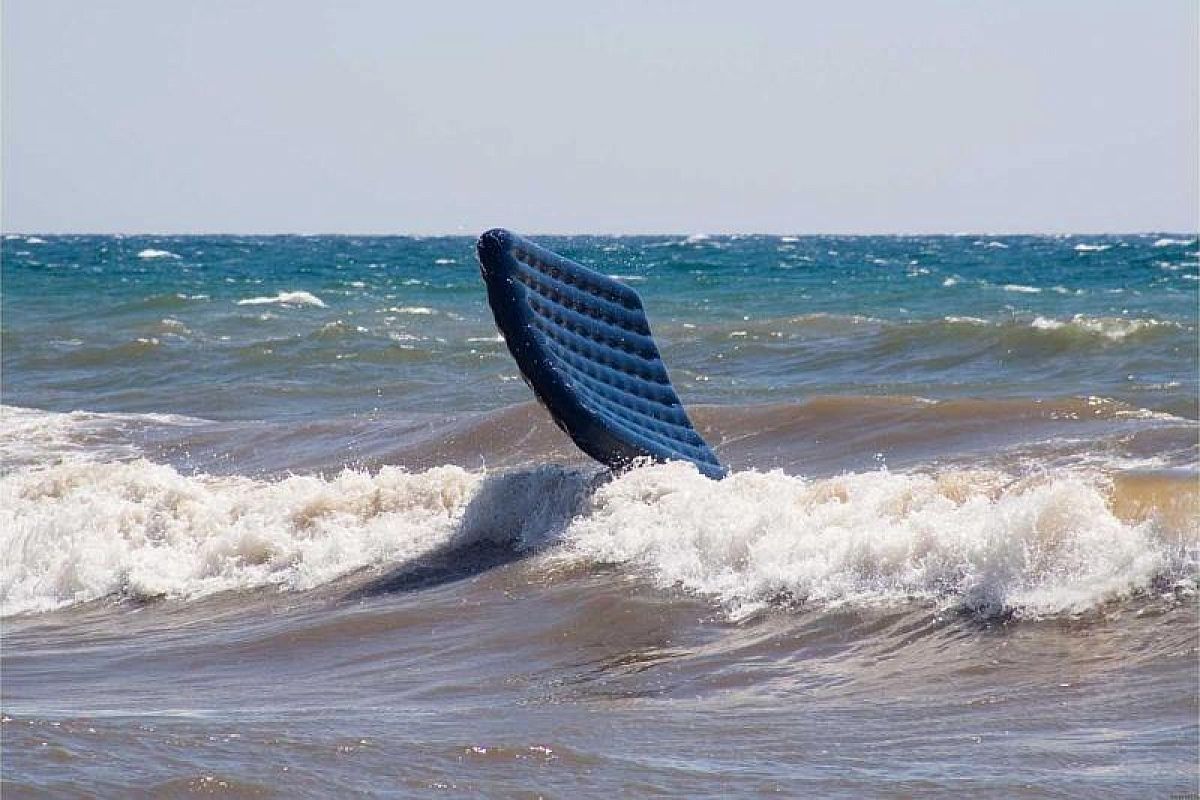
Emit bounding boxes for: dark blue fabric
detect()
[477,229,726,479]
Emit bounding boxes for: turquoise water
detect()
[2,232,1198,797]
[4,233,1197,420]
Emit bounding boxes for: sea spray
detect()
[0,461,480,614]
[560,462,1186,619]
[3,458,1190,618]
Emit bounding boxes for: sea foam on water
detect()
[2,456,1190,619]
[0,460,480,615]
[562,462,1186,619]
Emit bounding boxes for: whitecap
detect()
[1030,317,1066,332]
[1152,238,1195,247]
[1002,284,1042,294]
[237,291,326,308]
[158,318,190,335]
[0,405,202,470]
[1073,243,1111,253]
[319,320,368,335]
[1029,314,1181,341]
[137,248,181,260]
[6,458,1189,620]
[557,462,1188,619]
[0,461,487,614]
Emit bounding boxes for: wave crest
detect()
[236,291,326,308]
[1,461,483,615]
[1029,314,1182,342]
[562,463,1193,619]
[2,456,1193,619]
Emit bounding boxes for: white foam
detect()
[1029,314,1182,341]
[388,306,435,315]
[319,320,368,335]
[388,332,424,343]
[1152,238,1195,247]
[0,406,200,471]
[25,236,47,244]
[1003,283,1041,294]
[1030,317,1066,332]
[3,455,1192,619]
[160,317,187,330]
[434,258,457,265]
[137,248,181,260]
[0,461,484,614]
[560,463,1191,619]
[237,291,326,308]
[1073,243,1111,253]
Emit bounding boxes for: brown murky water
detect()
[3,400,1197,797]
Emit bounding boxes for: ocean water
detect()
[2,232,1198,797]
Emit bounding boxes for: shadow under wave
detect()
[346,466,603,600]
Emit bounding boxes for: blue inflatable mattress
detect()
[476,228,726,479]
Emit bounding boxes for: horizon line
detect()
[3,229,1197,238]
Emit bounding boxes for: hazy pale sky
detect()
[3,1,1197,234]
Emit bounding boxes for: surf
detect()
[2,454,1193,619]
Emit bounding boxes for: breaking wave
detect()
[560,462,1195,619]
[136,248,181,260]
[2,456,1194,619]
[1028,314,1185,341]
[236,291,327,308]
[0,405,202,470]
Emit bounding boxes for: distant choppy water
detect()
[2,233,1198,797]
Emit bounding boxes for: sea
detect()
[2,232,1198,797]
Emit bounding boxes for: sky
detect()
[2,1,1197,234]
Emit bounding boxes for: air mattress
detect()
[476,228,726,479]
